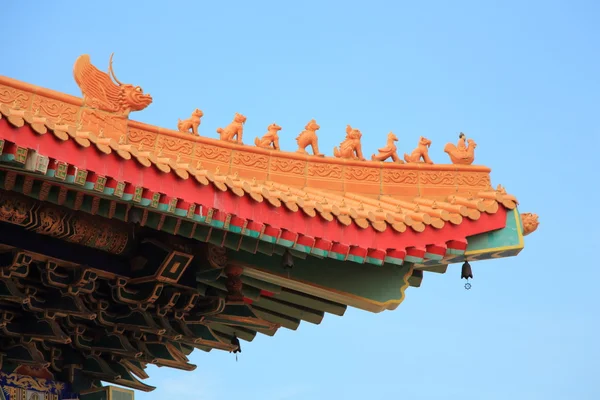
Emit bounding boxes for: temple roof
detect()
[0,54,531,267]
[0,54,539,393]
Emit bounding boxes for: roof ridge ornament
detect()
[255,123,283,150]
[334,125,365,161]
[73,53,152,116]
[296,119,323,156]
[404,136,434,164]
[444,132,476,165]
[177,109,203,136]
[217,112,246,144]
[371,132,402,163]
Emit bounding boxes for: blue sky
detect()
[1,0,599,398]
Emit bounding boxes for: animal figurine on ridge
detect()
[371,132,403,163]
[444,132,476,165]
[296,119,324,156]
[255,123,283,150]
[404,136,433,164]
[73,53,153,116]
[177,108,204,135]
[217,112,247,144]
[334,125,366,161]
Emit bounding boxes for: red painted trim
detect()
[259,290,275,298]
[296,234,315,248]
[230,216,245,228]
[331,243,350,257]
[243,297,253,305]
[426,244,447,257]
[246,221,262,233]
[406,247,426,258]
[367,248,386,261]
[0,121,509,251]
[386,249,406,259]
[447,239,468,251]
[349,246,368,258]
[314,238,332,252]
[263,225,279,238]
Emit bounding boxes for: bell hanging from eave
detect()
[282,249,294,277]
[461,261,473,290]
[231,335,241,361]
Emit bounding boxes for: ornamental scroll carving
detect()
[270,158,305,174]
[1,372,66,393]
[307,163,342,179]
[0,191,129,255]
[419,171,455,185]
[0,84,32,109]
[233,151,269,169]
[344,166,379,182]
[128,128,158,147]
[80,108,128,140]
[157,135,194,156]
[31,95,78,124]
[194,144,231,163]
[382,170,418,184]
[456,172,491,187]
[207,244,228,269]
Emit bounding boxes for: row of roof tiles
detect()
[0,104,518,235]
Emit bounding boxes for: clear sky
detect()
[1,0,599,399]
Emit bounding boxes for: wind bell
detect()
[282,249,294,278]
[461,261,473,290]
[231,335,241,362]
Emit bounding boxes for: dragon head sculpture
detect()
[73,53,152,116]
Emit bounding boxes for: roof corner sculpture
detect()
[371,132,402,163]
[73,53,153,116]
[444,132,477,165]
[521,213,539,236]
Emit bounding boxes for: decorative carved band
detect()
[0,189,130,255]
[207,244,227,269]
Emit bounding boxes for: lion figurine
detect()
[296,119,323,156]
[177,108,204,135]
[217,112,247,144]
[404,136,433,164]
[333,125,366,161]
[254,123,282,150]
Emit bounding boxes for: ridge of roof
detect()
[0,104,517,238]
[0,71,494,199]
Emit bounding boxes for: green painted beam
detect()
[254,297,324,325]
[251,306,300,331]
[232,250,413,312]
